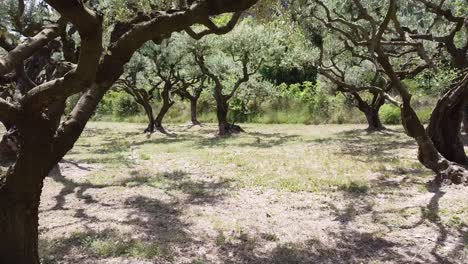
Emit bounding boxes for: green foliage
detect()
[413,68,461,95]
[229,98,257,123]
[380,105,401,125]
[95,90,140,118]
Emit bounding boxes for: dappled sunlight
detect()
[37,123,468,263]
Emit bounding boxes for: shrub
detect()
[380,104,401,124]
[113,92,140,117]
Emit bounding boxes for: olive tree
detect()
[0,0,258,262]
[189,20,275,135]
[303,0,468,184]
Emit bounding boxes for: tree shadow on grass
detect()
[312,128,416,163]
[41,161,467,263]
[209,228,405,264]
[41,164,231,263]
[192,131,301,149]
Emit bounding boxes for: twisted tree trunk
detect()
[400,101,468,184]
[364,109,385,131]
[427,76,468,165]
[376,47,468,184]
[154,86,174,134]
[215,95,243,136]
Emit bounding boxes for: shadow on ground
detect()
[39,125,467,263]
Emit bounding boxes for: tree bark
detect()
[375,46,468,184]
[463,102,468,134]
[0,187,41,264]
[427,76,468,165]
[190,97,201,126]
[215,95,243,136]
[0,117,56,264]
[142,102,156,133]
[154,86,174,134]
[351,92,385,132]
[400,100,468,184]
[0,126,18,160]
[363,108,385,132]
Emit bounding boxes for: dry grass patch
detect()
[38,122,468,263]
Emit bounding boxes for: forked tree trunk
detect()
[190,98,201,126]
[352,92,385,132]
[376,47,468,184]
[215,96,243,136]
[401,101,468,184]
[155,87,174,134]
[427,78,468,165]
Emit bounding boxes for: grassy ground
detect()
[38,122,468,263]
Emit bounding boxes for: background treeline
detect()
[80,80,437,125]
[69,10,458,127]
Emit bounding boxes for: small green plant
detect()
[338,181,370,194]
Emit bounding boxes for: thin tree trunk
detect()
[190,98,201,125]
[142,103,155,133]
[427,76,468,165]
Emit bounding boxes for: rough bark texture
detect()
[0,126,18,160]
[364,110,385,131]
[190,98,201,125]
[427,75,468,165]
[0,116,57,264]
[154,84,175,134]
[215,94,243,136]
[143,102,156,133]
[463,102,468,133]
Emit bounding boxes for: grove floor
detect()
[38,123,468,264]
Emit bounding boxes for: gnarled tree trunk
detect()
[376,46,468,185]
[215,94,243,136]
[0,117,57,264]
[352,92,385,131]
[364,109,385,131]
[427,75,468,165]
[400,97,468,184]
[154,86,174,134]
